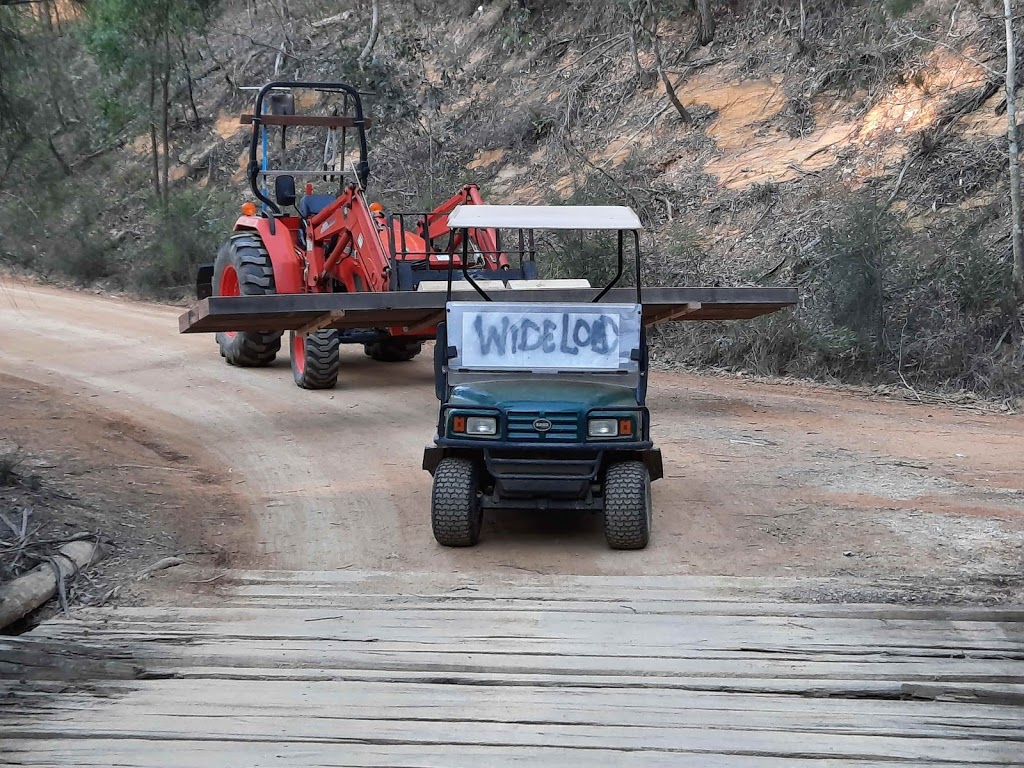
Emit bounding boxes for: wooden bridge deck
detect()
[2,571,1021,767]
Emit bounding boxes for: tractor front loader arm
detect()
[308,184,391,293]
[417,185,507,269]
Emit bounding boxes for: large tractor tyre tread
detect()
[291,329,341,390]
[603,461,653,550]
[431,457,483,547]
[214,235,283,367]
[365,339,423,363]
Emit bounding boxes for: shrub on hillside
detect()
[652,192,1023,398]
[133,190,236,299]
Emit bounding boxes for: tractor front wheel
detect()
[431,457,483,547]
[603,461,653,550]
[364,339,423,362]
[290,329,341,389]
[213,234,283,366]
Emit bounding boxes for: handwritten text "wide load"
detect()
[468,312,620,365]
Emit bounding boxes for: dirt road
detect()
[1,278,1022,580]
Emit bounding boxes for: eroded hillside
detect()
[0,0,1021,401]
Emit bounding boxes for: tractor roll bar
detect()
[247,81,371,214]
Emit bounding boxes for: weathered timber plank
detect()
[195,569,1024,605]
[25,608,1017,652]
[7,678,1018,723]
[209,590,1024,621]
[12,635,1019,686]
[7,739,1016,768]
[3,715,1017,763]
[8,679,1020,741]
[178,287,798,334]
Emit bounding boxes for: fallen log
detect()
[0,540,105,630]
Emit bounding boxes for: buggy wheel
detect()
[290,329,340,389]
[364,339,423,362]
[603,461,652,550]
[431,457,483,547]
[213,234,283,366]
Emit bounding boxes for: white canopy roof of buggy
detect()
[447,205,642,230]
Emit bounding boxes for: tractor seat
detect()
[297,194,336,219]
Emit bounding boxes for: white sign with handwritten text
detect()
[459,308,626,370]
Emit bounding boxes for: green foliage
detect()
[0,9,25,129]
[542,230,624,288]
[944,238,1015,315]
[818,197,897,357]
[885,0,923,17]
[134,189,236,298]
[86,0,217,75]
[0,8,32,177]
[0,446,24,487]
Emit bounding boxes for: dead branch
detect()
[358,0,380,68]
[136,556,184,581]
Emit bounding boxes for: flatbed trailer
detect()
[178,286,798,335]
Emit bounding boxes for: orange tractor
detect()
[197,81,536,389]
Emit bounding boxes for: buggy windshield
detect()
[446,302,642,374]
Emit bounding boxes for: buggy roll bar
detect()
[446,226,643,305]
[246,81,371,215]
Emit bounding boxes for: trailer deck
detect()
[178,286,798,334]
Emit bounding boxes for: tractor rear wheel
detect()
[289,329,340,389]
[213,234,283,366]
[603,461,652,550]
[431,457,483,547]
[364,339,423,362]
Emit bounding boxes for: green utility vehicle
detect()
[423,205,662,550]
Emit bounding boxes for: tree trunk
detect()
[696,0,715,46]
[358,0,381,68]
[148,61,161,201]
[647,0,692,124]
[1007,0,1024,305]
[0,540,105,630]
[161,28,171,207]
[628,0,644,79]
[179,38,201,129]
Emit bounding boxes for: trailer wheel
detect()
[290,329,340,389]
[431,457,483,547]
[213,234,283,366]
[603,461,652,550]
[364,339,423,362]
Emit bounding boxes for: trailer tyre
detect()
[431,457,483,547]
[213,234,283,366]
[290,329,340,389]
[364,339,423,362]
[603,461,652,550]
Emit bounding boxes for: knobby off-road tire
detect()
[431,457,483,547]
[290,329,341,389]
[364,339,423,362]
[603,461,653,550]
[213,234,283,366]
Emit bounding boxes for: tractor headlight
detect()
[465,416,497,436]
[588,418,619,438]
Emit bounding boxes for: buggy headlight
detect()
[588,418,618,438]
[465,416,497,436]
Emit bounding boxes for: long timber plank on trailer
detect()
[178,286,798,334]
